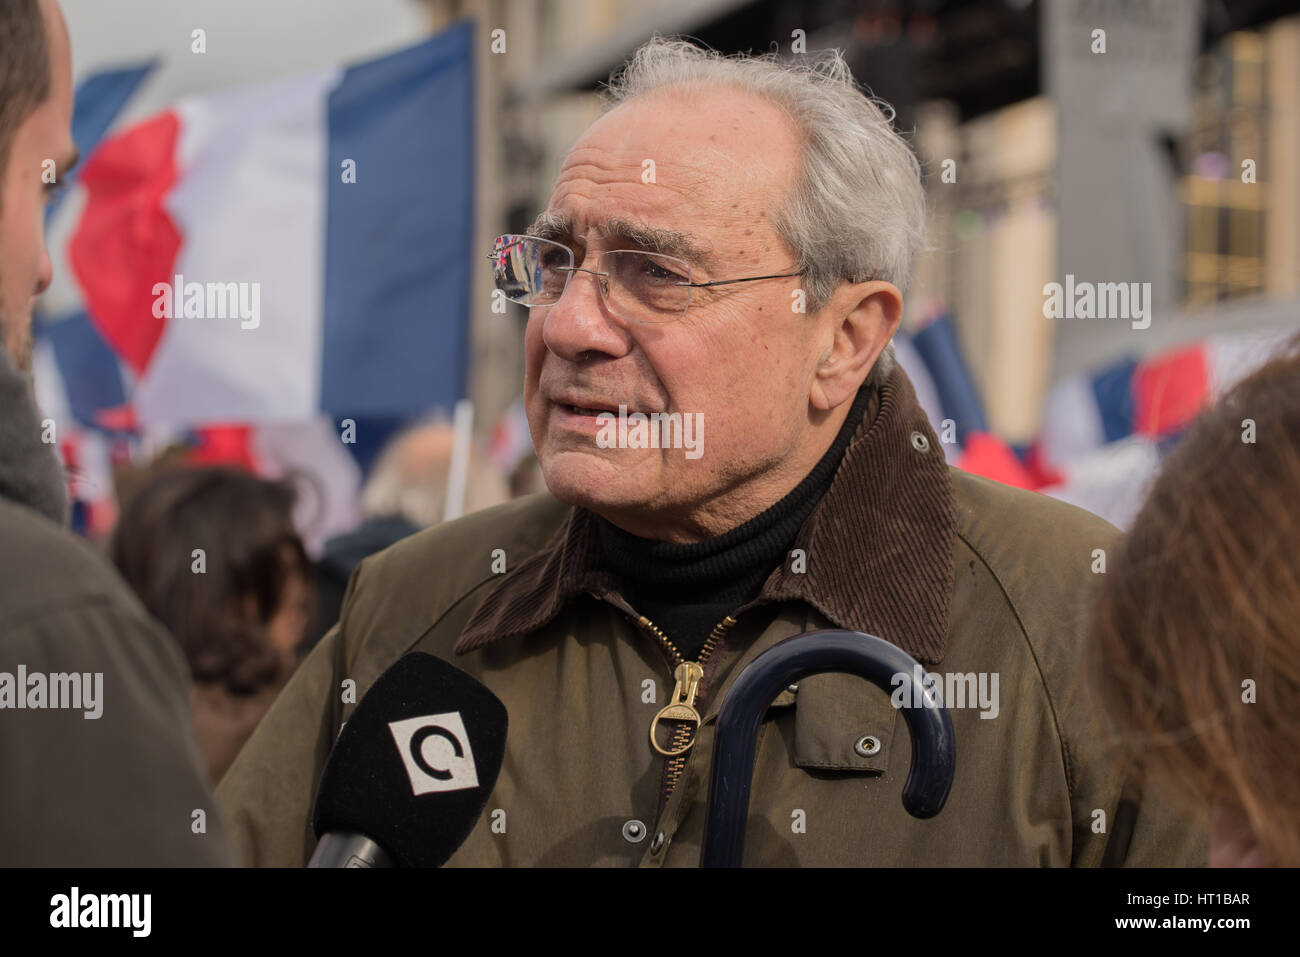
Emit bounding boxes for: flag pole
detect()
[443,398,474,523]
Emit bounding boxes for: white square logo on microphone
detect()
[388,712,480,795]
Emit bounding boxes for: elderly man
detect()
[218,38,1206,866]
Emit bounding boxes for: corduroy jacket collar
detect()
[456,364,957,664]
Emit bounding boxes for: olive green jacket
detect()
[217,369,1207,867]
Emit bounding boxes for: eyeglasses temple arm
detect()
[681,271,804,288]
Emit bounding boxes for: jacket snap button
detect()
[787,683,799,694]
[910,431,930,453]
[650,830,666,853]
[854,734,881,757]
[622,819,646,844]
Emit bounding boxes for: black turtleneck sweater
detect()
[595,384,875,660]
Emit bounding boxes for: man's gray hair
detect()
[602,36,927,387]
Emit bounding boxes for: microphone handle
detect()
[307,831,397,868]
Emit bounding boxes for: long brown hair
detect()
[110,466,309,695]
[1087,337,1300,866]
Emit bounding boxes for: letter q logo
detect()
[388,712,480,795]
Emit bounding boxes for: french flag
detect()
[28,61,163,536]
[894,308,1034,488]
[34,60,155,434]
[1036,330,1293,475]
[1033,330,1293,527]
[67,23,474,429]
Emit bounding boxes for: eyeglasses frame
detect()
[486,233,806,322]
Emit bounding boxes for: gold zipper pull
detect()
[650,661,704,756]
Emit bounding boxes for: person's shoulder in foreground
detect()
[0,497,233,866]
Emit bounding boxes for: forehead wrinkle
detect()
[554,153,710,206]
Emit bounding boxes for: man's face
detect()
[524,87,837,539]
[0,0,76,373]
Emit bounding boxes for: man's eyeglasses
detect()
[487,234,804,324]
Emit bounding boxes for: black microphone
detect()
[700,629,956,867]
[308,652,507,867]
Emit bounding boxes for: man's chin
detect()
[1,322,34,375]
[539,447,656,513]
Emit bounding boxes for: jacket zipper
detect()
[639,613,737,820]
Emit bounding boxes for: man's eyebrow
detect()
[599,218,711,265]
[527,210,570,243]
[526,211,711,265]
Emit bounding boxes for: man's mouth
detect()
[553,395,635,416]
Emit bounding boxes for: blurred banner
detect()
[1027,329,1290,527]
[66,22,474,429]
[897,309,1291,527]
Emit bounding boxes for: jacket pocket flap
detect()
[792,671,899,772]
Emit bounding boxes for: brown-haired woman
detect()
[110,466,313,785]
[1088,338,1300,867]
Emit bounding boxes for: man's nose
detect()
[540,265,632,363]
[33,245,54,298]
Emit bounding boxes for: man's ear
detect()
[810,281,903,412]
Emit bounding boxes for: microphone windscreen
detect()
[311,652,507,867]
